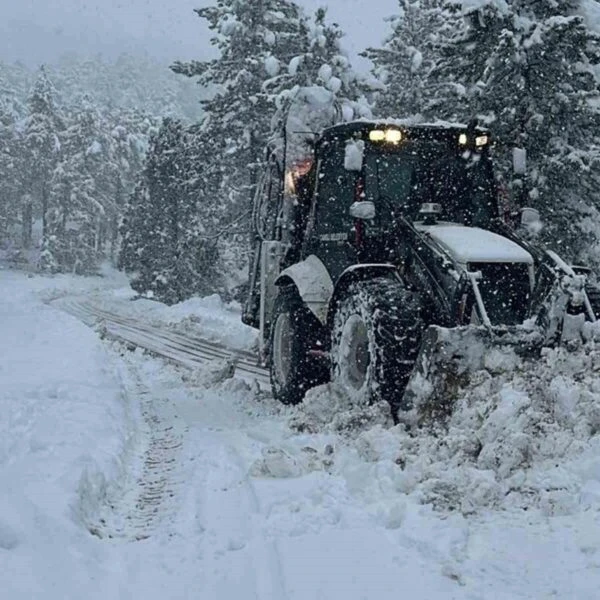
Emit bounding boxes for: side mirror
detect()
[349,201,376,220]
[520,207,542,234]
[512,147,527,175]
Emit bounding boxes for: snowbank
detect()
[290,339,600,518]
[0,271,134,597]
[80,272,258,352]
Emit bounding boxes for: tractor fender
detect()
[326,264,402,330]
[275,255,334,324]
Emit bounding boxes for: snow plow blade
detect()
[400,324,545,424]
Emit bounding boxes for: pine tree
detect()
[439,0,600,259]
[0,92,21,245]
[364,0,454,119]
[0,56,199,268]
[174,127,224,300]
[172,0,307,217]
[21,66,62,251]
[118,179,149,275]
[45,97,113,272]
[270,7,372,139]
[430,0,512,121]
[120,119,223,303]
[127,119,185,299]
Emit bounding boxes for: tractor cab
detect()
[296,121,499,280]
[244,120,499,337]
[311,121,497,226]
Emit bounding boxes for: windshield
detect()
[365,145,497,226]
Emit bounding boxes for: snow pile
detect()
[281,328,600,518]
[289,382,393,435]
[0,271,134,594]
[250,445,335,479]
[350,341,600,515]
[163,295,257,350]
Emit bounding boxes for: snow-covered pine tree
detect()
[119,119,220,304]
[118,179,150,276]
[171,0,306,220]
[21,66,62,251]
[0,56,200,267]
[131,118,185,301]
[441,0,600,260]
[120,118,223,303]
[364,0,454,120]
[44,97,116,273]
[173,125,224,300]
[0,61,31,116]
[430,0,511,122]
[269,6,372,138]
[0,90,21,245]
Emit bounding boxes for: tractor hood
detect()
[415,223,534,265]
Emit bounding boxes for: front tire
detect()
[269,288,327,405]
[330,277,423,414]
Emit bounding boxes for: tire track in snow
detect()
[82,368,187,542]
[62,294,288,593]
[58,298,270,388]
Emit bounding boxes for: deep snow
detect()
[2,266,600,599]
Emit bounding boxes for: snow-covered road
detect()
[3,268,600,599]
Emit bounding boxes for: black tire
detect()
[269,287,328,405]
[330,277,423,414]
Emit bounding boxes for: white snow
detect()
[3,265,600,599]
[417,223,534,264]
[74,283,259,352]
[317,63,333,82]
[276,254,334,323]
[460,0,509,16]
[263,30,276,46]
[326,75,342,93]
[264,55,280,77]
[86,140,102,155]
[344,139,364,171]
[410,48,423,72]
[340,102,355,122]
[582,0,600,35]
[288,55,302,76]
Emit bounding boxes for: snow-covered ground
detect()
[74,272,259,353]
[2,266,600,599]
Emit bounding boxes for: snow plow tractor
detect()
[242,120,599,421]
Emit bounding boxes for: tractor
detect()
[243,120,598,420]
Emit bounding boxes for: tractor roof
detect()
[318,119,491,146]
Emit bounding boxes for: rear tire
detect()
[269,288,327,405]
[330,277,423,414]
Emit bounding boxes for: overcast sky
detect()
[0,0,397,70]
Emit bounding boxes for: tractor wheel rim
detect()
[273,312,292,383]
[339,314,369,391]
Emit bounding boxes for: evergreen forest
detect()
[2,0,600,304]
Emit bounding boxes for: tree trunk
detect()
[21,194,32,249]
[41,181,48,239]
